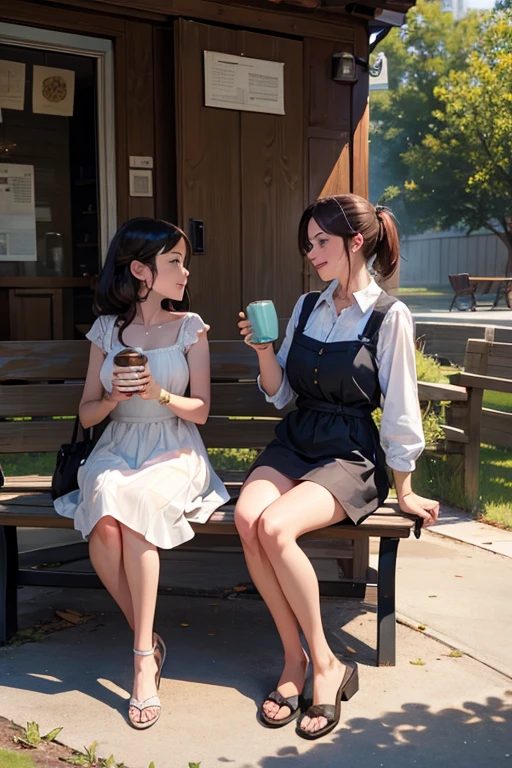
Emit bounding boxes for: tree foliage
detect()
[369,0,481,231]
[370,1,512,272]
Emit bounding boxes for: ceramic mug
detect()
[246,300,279,345]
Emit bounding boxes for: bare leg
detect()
[119,524,160,724]
[88,516,135,630]
[258,482,349,734]
[235,468,308,721]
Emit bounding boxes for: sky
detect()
[467,0,494,7]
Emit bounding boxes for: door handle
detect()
[189,218,205,254]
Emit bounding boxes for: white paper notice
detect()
[204,52,284,115]
[33,65,75,117]
[0,164,37,261]
[0,60,26,111]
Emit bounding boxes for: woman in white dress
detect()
[55,217,229,729]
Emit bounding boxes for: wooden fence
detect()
[400,231,509,287]
[416,325,512,449]
[418,339,512,510]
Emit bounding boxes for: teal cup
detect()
[246,300,279,344]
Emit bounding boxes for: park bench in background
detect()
[448,273,477,312]
[0,340,417,666]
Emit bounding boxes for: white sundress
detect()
[54,312,230,549]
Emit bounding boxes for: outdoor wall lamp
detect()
[332,51,385,83]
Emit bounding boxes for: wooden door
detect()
[8,288,64,340]
[175,19,304,338]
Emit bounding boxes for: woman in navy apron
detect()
[236,195,439,740]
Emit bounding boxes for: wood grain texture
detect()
[0,496,414,538]
[60,0,362,41]
[126,21,155,219]
[9,289,64,342]
[417,381,467,402]
[153,26,178,223]
[0,341,90,381]
[175,19,242,339]
[0,385,83,418]
[239,30,304,321]
[0,0,127,35]
[307,37,353,133]
[351,21,369,198]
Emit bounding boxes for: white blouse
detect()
[259,278,425,473]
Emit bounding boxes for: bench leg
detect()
[377,537,399,667]
[0,526,19,644]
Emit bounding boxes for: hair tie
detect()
[375,205,386,243]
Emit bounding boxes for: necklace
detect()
[132,321,165,336]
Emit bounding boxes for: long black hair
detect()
[93,217,191,344]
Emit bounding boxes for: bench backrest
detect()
[464,339,512,380]
[415,322,512,367]
[0,340,285,453]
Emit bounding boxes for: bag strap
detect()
[70,416,80,445]
[70,415,93,446]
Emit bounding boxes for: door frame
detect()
[0,22,117,264]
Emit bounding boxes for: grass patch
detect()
[0,452,55,476]
[415,444,512,528]
[483,390,512,414]
[398,287,449,296]
[207,448,258,471]
[0,750,35,768]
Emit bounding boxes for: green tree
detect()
[369,0,482,232]
[404,9,512,272]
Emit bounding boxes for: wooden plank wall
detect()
[175,19,305,337]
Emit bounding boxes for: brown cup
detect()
[113,348,148,367]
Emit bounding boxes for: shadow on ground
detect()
[258,694,512,768]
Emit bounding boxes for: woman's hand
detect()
[111,363,162,401]
[238,312,272,353]
[398,492,440,528]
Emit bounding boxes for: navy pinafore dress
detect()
[249,290,397,524]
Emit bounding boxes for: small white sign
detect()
[129,169,153,198]
[129,156,154,169]
[0,60,26,111]
[204,51,285,115]
[369,53,389,92]
[33,66,75,116]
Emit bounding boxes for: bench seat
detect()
[0,339,419,666]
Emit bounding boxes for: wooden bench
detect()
[0,339,420,666]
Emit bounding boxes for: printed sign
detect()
[204,51,285,115]
[0,164,37,261]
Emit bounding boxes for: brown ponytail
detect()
[298,194,400,280]
[373,208,400,279]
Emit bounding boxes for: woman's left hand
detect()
[398,492,440,528]
[112,362,162,401]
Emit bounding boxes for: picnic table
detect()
[468,277,512,309]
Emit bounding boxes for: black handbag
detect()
[51,416,95,501]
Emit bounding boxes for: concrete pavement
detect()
[2,512,512,768]
[1,589,511,768]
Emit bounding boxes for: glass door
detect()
[0,23,115,339]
